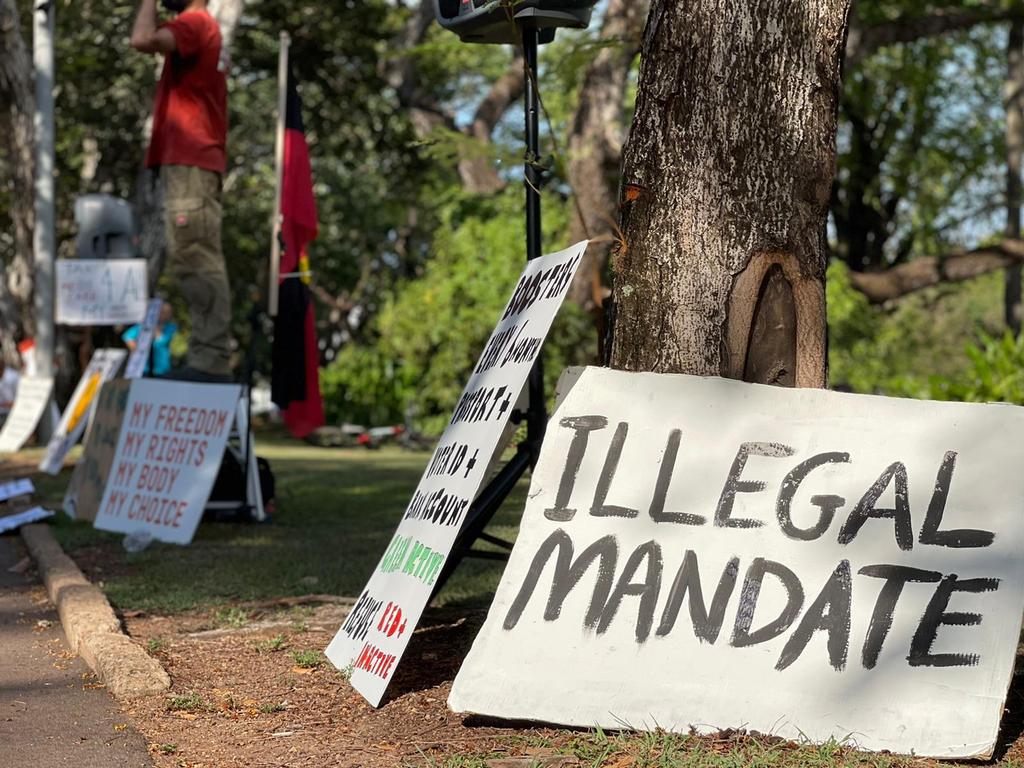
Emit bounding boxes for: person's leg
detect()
[162,165,233,377]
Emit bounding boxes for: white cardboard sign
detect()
[39,348,126,475]
[0,376,54,453]
[325,241,587,706]
[56,259,147,325]
[124,298,165,379]
[450,367,1024,759]
[92,379,241,545]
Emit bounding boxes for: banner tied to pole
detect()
[450,367,1024,759]
[325,241,587,706]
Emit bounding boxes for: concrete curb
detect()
[20,524,171,699]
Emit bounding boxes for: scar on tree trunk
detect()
[723,253,826,389]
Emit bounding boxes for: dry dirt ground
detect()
[118,603,573,768]
[102,597,1024,768]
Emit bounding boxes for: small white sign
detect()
[92,379,241,545]
[124,299,164,380]
[449,368,1024,758]
[0,506,54,534]
[39,348,126,475]
[325,241,587,706]
[56,259,147,326]
[0,376,54,453]
[0,478,34,503]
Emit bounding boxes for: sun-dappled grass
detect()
[14,429,526,614]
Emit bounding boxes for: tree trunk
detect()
[1006,20,1023,335]
[610,0,851,387]
[565,0,649,310]
[0,0,36,355]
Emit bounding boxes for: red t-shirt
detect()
[144,11,227,173]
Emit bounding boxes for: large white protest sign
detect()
[93,379,241,545]
[39,348,126,475]
[450,367,1024,758]
[0,376,54,453]
[325,241,587,706]
[56,259,147,325]
[124,298,164,379]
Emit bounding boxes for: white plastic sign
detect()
[0,376,53,453]
[92,379,241,545]
[56,259,147,325]
[325,241,587,706]
[39,348,126,475]
[124,298,164,379]
[450,367,1024,759]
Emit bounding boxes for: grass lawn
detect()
[18,428,526,614]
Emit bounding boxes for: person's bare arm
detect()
[130,0,176,54]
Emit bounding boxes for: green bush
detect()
[320,189,595,432]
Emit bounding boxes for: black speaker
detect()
[434,0,596,44]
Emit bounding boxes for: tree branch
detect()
[847,2,1024,67]
[847,240,1024,303]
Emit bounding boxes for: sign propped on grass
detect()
[92,379,241,544]
[450,367,1024,759]
[39,348,126,475]
[0,376,53,453]
[325,241,586,706]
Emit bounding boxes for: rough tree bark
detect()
[1006,20,1023,335]
[610,0,851,388]
[0,0,36,358]
[565,0,649,310]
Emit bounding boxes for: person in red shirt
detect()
[131,0,233,382]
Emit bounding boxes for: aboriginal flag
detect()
[271,66,325,438]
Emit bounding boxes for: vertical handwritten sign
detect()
[56,259,147,325]
[63,380,130,521]
[450,368,1024,758]
[39,348,126,475]
[124,298,165,379]
[92,379,240,545]
[325,241,587,706]
[0,376,54,453]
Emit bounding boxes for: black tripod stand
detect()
[431,26,548,595]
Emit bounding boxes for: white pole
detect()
[33,0,56,440]
[268,31,290,317]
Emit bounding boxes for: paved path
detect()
[0,534,152,767]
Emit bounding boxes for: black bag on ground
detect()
[206,447,275,521]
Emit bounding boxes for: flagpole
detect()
[268,31,290,317]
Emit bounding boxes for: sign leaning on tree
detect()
[450,367,1024,758]
[325,241,586,706]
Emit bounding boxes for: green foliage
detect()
[827,260,1008,400]
[321,188,594,431]
[928,331,1024,403]
[166,692,206,712]
[290,649,325,669]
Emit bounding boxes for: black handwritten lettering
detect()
[838,461,913,550]
[715,442,795,529]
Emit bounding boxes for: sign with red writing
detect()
[325,241,586,706]
[92,379,240,545]
[450,367,1024,758]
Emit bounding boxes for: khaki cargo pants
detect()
[162,165,233,376]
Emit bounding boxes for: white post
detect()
[33,0,56,440]
[268,31,290,317]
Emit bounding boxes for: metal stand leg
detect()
[431,26,545,600]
